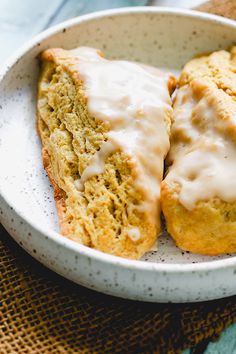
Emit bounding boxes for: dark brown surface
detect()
[196,0,236,20]
[1,224,236,354]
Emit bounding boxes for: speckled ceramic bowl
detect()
[1,7,236,302]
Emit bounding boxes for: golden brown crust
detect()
[161,47,236,255]
[161,181,236,255]
[41,146,74,240]
[36,47,172,259]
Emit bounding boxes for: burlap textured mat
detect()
[196,0,236,20]
[1,227,236,354]
[1,2,236,353]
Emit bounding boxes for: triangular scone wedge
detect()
[37,47,175,259]
[161,47,236,255]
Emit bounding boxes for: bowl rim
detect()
[1,6,236,274]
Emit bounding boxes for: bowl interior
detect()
[0,9,236,264]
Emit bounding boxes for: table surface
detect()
[0,0,236,353]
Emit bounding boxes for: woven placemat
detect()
[1,226,236,354]
[1,2,236,353]
[196,0,236,20]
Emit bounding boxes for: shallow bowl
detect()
[1,7,236,302]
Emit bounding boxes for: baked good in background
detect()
[37,47,175,259]
[161,47,236,255]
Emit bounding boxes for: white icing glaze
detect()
[166,84,236,210]
[72,47,173,220]
[74,141,117,191]
[126,227,141,242]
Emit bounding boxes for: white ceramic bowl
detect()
[1,7,236,303]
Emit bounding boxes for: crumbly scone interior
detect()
[37,58,160,259]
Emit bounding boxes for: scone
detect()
[37,47,175,259]
[161,47,236,255]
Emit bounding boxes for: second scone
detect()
[161,47,236,255]
[37,47,174,259]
